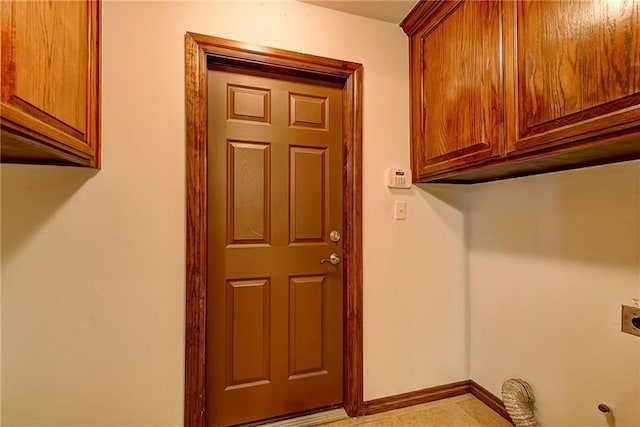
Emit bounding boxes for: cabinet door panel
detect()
[0,0,100,167]
[507,0,640,154]
[409,0,503,180]
[14,1,87,135]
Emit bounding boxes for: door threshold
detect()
[256,408,348,427]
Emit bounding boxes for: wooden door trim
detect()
[184,32,363,427]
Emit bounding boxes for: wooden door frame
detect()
[184,32,364,427]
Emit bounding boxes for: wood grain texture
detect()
[403,0,504,182]
[421,1,500,158]
[507,0,640,154]
[0,0,100,167]
[14,0,87,132]
[184,33,364,426]
[430,133,640,183]
[362,380,471,416]
[403,0,640,183]
[185,32,209,427]
[400,0,443,36]
[341,64,364,418]
[469,381,514,425]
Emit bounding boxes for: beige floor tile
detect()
[454,397,512,426]
[387,404,480,427]
[318,420,354,427]
[317,394,508,427]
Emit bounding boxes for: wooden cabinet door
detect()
[405,0,504,181]
[0,0,100,167]
[505,0,640,156]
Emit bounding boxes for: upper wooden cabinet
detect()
[1,0,100,167]
[402,0,640,183]
[506,0,640,155]
[406,1,504,179]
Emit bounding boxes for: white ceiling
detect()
[298,0,418,24]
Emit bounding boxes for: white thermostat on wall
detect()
[386,168,412,189]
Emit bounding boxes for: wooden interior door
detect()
[206,67,344,427]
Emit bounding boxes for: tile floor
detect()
[318,394,512,427]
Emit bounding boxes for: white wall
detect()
[468,160,640,427]
[1,2,467,426]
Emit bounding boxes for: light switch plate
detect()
[621,305,640,338]
[394,200,406,220]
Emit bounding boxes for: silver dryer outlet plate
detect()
[622,305,640,338]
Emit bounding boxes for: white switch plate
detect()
[394,200,406,220]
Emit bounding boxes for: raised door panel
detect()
[225,279,271,390]
[409,0,503,180]
[0,0,100,166]
[289,146,327,244]
[227,141,271,245]
[288,275,328,379]
[506,0,640,154]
